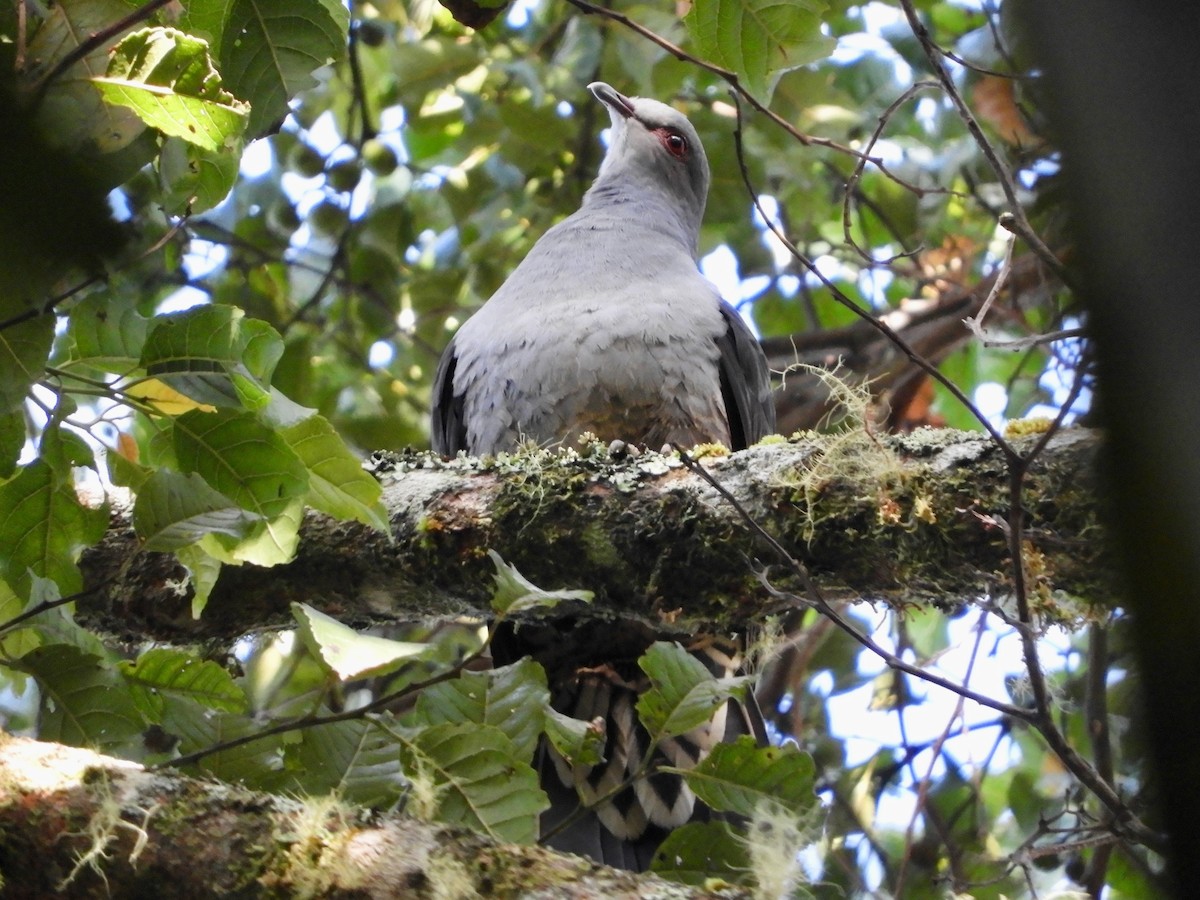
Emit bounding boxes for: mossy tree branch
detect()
[81,427,1110,644]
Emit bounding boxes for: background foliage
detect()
[0,0,1153,896]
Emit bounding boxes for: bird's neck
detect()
[581,178,702,258]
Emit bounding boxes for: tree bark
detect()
[0,735,745,899]
[82,427,1111,643]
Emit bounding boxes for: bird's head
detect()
[586,82,710,249]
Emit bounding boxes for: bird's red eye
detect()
[659,129,689,160]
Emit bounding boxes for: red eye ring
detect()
[658,128,689,160]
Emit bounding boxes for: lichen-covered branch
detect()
[0,736,741,899]
[81,427,1109,642]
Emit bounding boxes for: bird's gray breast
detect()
[451,219,729,454]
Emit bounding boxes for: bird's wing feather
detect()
[716,301,776,449]
[430,335,467,454]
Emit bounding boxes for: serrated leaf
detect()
[219,0,350,138]
[673,735,817,819]
[161,695,284,785]
[120,647,248,722]
[396,722,548,844]
[21,643,144,753]
[487,549,592,614]
[650,820,749,885]
[133,468,263,551]
[293,602,429,681]
[0,460,107,599]
[414,658,549,761]
[0,578,41,664]
[96,28,249,152]
[172,408,308,520]
[285,718,408,807]
[282,415,389,533]
[0,314,53,414]
[636,641,752,740]
[684,0,834,101]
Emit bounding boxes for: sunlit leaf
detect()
[684,0,834,101]
[119,646,248,720]
[282,415,389,533]
[636,641,752,740]
[293,602,429,681]
[96,28,249,152]
[487,549,593,614]
[172,408,308,520]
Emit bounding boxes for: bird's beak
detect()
[588,82,635,120]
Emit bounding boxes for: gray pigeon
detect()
[430,82,775,455]
[429,83,775,870]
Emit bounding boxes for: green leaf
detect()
[201,495,305,566]
[293,602,429,681]
[684,0,834,101]
[172,408,309,520]
[219,0,350,138]
[21,644,144,753]
[487,549,593,614]
[119,647,249,721]
[140,304,283,407]
[414,658,549,761]
[396,722,548,844]
[23,0,149,157]
[636,642,752,740]
[0,314,53,414]
[64,291,151,372]
[175,543,223,619]
[282,415,389,533]
[95,28,250,152]
[650,820,749,885]
[158,136,242,214]
[675,735,817,819]
[0,411,22,479]
[162,695,285,786]
[0,460,107,599]
[285,718,408,807]
[543,707,605,768]
[132,468,263,551]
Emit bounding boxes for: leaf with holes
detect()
[96,27,249,152]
